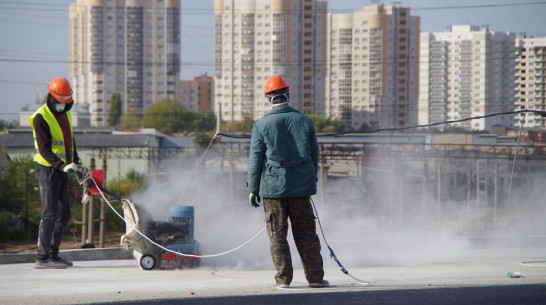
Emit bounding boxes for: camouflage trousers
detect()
[263,197,324,285]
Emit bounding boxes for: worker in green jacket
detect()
[247,75,328,289]
[29,77,79,269]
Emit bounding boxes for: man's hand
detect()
[249,193,260,208]
[63,163,79,174]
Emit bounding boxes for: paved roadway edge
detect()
[0,247,134,264]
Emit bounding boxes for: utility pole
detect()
[467,159,471,212]
[398,162,404,227]
[422,160,428,230]
[494,162,499,226]
[437,164,442,227]
[88,158,96,247]
[229,142,234,201]
[99,158,107,248]
[81,183,88,246]
[319,144,325,206]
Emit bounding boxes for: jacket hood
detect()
[265,105,299,116]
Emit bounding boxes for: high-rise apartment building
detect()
[419,25,515,131]
[515,37,546,128]
[326,4,420,130]
[69,0,181,127]
[179,74,214,111]
[213,0,327,122]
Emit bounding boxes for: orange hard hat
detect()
[264,75,289,96]
[47,77,73,103]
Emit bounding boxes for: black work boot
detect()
[50,256,73,267]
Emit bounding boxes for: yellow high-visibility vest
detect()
[29,104,74,167]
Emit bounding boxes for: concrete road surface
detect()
[93,285,546,305]
[1,245,545,305]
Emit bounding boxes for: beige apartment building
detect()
[515,37,546,128]
[179,74,214,111]
[326,4,420,130]
[69,0,181,127]
[419,25,515,131]
[213,0,327,122]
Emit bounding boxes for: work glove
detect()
[249,193,260,208]
[63,163,79,175]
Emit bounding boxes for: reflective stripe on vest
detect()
[29,104,74,167]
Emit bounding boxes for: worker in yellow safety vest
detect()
[29,77,80,269]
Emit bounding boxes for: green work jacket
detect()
[247,105,319,198]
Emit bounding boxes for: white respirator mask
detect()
[54,102,66,112]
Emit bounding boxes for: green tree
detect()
[359,122,372,132]
[306,114,345,133]
[193,111,217,132]
[221,117,255,133]
[120,110,141,131]
[108,93,122,127]
[0,154,40,241]
[193,130,222,147]
[106,169,147,200]
[0,155,36,214]
[141,98,188,134]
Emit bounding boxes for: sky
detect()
[0,0,545,122]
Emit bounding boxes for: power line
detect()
[0,79,46,86]
[0,0,545,12]
[0,47,525,67]
[0,96,538,116]
[411,1,546,11]
[0,17,66,27]
[216,109,546,139]
[0,48,67,58]
[0,3,207,14]
[322,110,546,136]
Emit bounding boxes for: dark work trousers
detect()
[263,197,324,285]
[35,164,70,260]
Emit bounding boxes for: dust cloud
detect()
[128,151,546,272]
[130,165,273,270]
